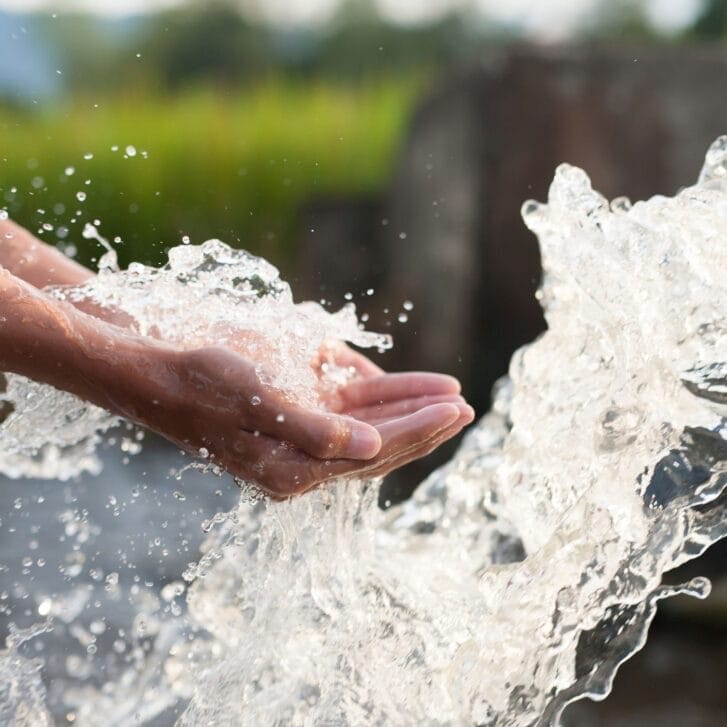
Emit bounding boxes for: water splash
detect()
[0,239,390,480]
[1,139,726,724]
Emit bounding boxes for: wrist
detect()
[0,270,177,418]
[64,315,180,420]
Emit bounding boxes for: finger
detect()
[299,408,472,494]
[240,403,474,498]
[329,345,385,378]
[340,372,461,409]
[355,419,468,480]
[299,402,463,485]
[345,394,466,424]
[365,402,473,470]
[250,398,382,461]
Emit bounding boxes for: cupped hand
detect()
[122,340,473,498]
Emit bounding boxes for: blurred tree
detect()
[690,0,727,38]
[589,0,659,41]
[32,13,141,93]
[137,0,273,88]
[310,0,478,80]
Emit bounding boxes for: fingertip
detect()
[457,403,476,424]
[424,402,461,430]
[441,374,462,394]
[343,422,382,460]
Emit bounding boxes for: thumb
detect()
[265,406,382,460]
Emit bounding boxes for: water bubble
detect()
[276,413,285,423]
[161,582,185,601]
[83,152,93,160]
[76,191,86,202]
[125,145,137,158]
[403,300,414,311]
[173,491,186,501]
[250,396,261,406]
[89,620,106,635]
[397,313,408,323]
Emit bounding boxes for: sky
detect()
[0,0,706,39]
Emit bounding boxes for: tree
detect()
[691,0,727,39]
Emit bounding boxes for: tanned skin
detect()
[0,219,473,497]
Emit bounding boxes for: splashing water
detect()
[0,239,389,480]
[1,139,726,725]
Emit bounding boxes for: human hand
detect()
[110,340,472,498]
[0,217,474,495]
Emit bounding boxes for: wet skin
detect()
[0,219,474,496]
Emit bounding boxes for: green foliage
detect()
[0,77,422,269]
[586,0,660,41]
[136,2,275,88]
[690,0,727,38]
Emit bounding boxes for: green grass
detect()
[0,77,424,269]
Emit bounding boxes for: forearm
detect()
[0,218,137,328]
[0,266,169,417]
[0,218,93,288]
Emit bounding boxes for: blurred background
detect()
[1,0,726,724]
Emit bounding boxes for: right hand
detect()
[104,342,472,498]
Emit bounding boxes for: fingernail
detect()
[458,404,475,422]
[345,425,381,459]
